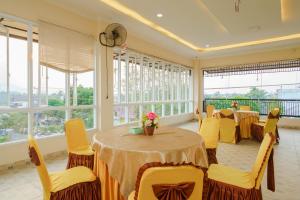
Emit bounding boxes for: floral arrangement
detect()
[231,101,238,109]
[142,112,159,128]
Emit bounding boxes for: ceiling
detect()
[45,0,300,59]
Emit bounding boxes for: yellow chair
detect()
[199,118,220,165]
[64,118,94,169]
[219,109,240,144]
[251,108,280,143]
[239,105,251,111]
[206,105,215,118]
[128,162,206,200]
[28,134,101,200]
[206,132,276,199]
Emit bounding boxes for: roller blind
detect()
[203,59,300,77]
[39,21,95,73]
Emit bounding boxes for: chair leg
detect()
[275,126,280,144]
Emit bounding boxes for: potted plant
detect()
[142,112,159,136]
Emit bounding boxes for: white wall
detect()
[0,0,195,166]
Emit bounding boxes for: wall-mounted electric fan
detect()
[99,23,127,47]
[99,23,127,99]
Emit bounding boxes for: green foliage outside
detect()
[0,85,94,143]
[205,87,284,114]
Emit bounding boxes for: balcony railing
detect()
[203,98,300,117]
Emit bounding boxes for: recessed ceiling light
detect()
[156,13,163,18]
[205,44,210,48]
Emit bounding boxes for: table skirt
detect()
[239,116,259,138]
[94,151,125,200]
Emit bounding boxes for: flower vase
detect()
[144,126,155,136]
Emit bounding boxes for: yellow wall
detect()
[199,46,300,68]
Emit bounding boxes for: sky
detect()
[204,71,300,95]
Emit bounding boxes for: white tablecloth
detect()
[92,126,208,198]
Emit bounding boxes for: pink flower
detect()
[147,112,157,120]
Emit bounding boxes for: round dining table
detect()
[92,126,208,200]
[213,109,259,139]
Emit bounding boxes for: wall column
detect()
[97,44,114,131]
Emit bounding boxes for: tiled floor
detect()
[0,121,299,200]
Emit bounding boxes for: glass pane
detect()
[70,71,94,106]
[34,110,65,137]
[189,102,193,113]
[164,66,171,101]
[135,59,141,102]
[128,105,139,122]
[180,69,185,100]
[143,62,153,102]
[32,41,39,106]
[173,68,178,101]
[180,102,185,114]
[159,65,164,101]
[113,58,119,103]
[113,105,126,125]
[120,59,126,103]
[0,112,28,143]
[72,108,94,129]
[142,104,152,114]
[165,103,171,116]
[40,66,48,106]
[47,68,65,106]
[154,103,162,117]
[128,59,134,102]
[154,64,160,101]
[173,103,179,115]
[0,32,8,107]
[9,37,28,108]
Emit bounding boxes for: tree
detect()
[48,99,64,106]
[77,85,93,105]
[245,87,267,99]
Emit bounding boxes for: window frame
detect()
[0,13,97,144]
[113,49,193,126]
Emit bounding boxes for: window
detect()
[113,49,193,126]
[203,60,300,117]
[0,16,96,144]
[204,61,300,99]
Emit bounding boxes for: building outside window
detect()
[0,16,96,144]
[113,49,193,126]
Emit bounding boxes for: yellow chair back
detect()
[240,105,251,111]
[219,109,236,143]
[28,134,51,200]
[264,109,280,137]
[136,165,205,200]
[251,132,275,189]
[206,105,215,118]
[199,118,220,149]
[64,118,89,152]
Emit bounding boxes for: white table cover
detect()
[92,126,208,197]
